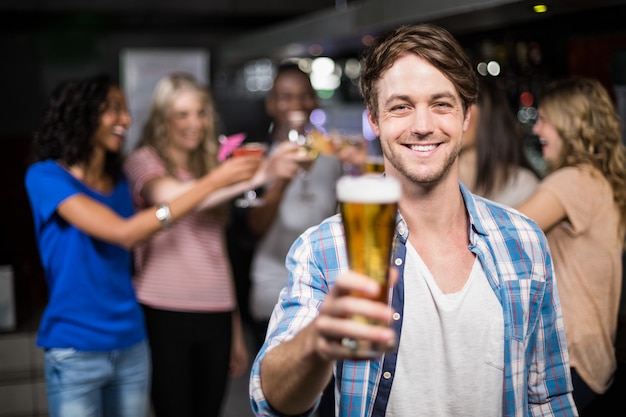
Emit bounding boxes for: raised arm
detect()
[516,188,566,232]
[255,271,396,415]
[247,141,301,237]
[57,154,262,249]
[138,154,279,211]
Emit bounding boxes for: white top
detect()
[386,241,504,416]
[487,167,539,208]
[250,154,343,320]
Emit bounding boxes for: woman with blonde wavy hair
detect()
[124,72,294,416]
[517,77,626,412]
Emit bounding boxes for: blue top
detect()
[24,160,146,350]
[250,183,577,417]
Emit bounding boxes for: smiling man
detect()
[249,23,577,417]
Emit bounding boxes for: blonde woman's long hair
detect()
[137,72,228,220]
[539,77,626,238]
[137,72,220,177]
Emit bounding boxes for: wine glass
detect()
[233,142,268,208]
[289,128,320,201]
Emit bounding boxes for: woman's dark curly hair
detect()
[31,74,123,181]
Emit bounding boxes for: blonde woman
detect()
[124,73,294,416]
[517,77,626,412]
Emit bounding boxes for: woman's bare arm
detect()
[57,155,262,249]
[516,188,567,232]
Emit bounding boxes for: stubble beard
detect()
[387,140,462,186]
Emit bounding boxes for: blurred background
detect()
[6,0,626,320]
[1,0,626,414]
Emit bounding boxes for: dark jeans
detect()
[318,379,335,417]
[252,318,270,353]
[571,367,598,413]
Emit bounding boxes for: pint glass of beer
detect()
[365,154,385,174]
[336,174,401,354]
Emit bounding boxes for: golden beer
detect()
[365,155,385,174]
[337,175,401,353]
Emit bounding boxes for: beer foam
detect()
[336,175,401,203]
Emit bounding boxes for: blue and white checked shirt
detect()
[250,183,577,417]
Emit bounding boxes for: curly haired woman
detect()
[517,77,626,412]
[24,74,269,416]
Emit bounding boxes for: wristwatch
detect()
[155,203,173,228]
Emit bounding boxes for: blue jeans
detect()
[44,340,151,417]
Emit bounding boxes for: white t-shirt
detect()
[487,167,539,207]
[250,154,342,320]
[386,242,504,416]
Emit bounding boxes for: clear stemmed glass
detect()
[233,142,268,208]
[289,128,319,201]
